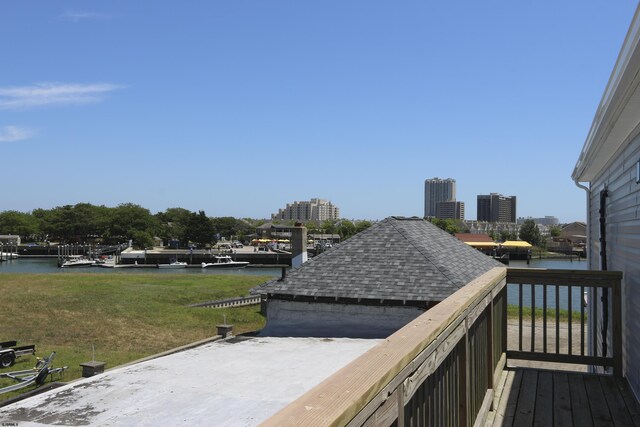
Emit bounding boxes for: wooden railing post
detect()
[487,298,494,392]
[612,278,623,377]
[459,321,469,427]
[501,287,507,363]
[397,381,405,425]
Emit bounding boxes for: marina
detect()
[0,257,281,277]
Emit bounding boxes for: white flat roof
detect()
[0,336,380,426]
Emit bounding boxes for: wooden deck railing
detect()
[263,267,508,426]
[262,267,623,426]
[505,268,622,376]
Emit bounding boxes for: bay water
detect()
[507,258,588,310]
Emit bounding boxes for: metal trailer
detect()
[0,352,67,394]
[0,340,36,368]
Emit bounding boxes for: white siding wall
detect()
[589,134,640,399]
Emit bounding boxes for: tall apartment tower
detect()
[436,200,465,220]
[272,198,340,222]
[424,178,456,217]
[477,193,517,222]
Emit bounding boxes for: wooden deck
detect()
[263,269,637,426]
[489,367,640,426]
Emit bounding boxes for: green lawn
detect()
[506,304,584,322]
[0,273,270,400]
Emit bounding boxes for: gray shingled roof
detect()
[254,216,503,302]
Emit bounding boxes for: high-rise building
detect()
[436,201,465,220]
[424,178,456,217]
[272,198,340,222]
[477,193,516,223]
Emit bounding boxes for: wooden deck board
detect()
[513,370,537,426]
[552,372,573,427]
[533,371,553,426]
[600,376,635,426]
[583,374,614,426]
[615,377,640,427]
[502,369,522,426]
[489,368,639,426]
[569,372,594,427]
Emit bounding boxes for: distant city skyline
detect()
[2,2,637,223]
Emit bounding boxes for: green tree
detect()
[211,216,249,240]
[429,218,461,235]
[549,226,561,237]
[519,219,542,246]
[321,219,338,235]
[108,203,159,247]
[499,230,517,242]
[184,211,215,247]
[131,230,155,249]
[33,205,77,242]
[156,207,192,245]
[34,203,113,243]
[355,220,373,233]
[67,203,111,240]
[0,210,39,239]
[337,220,356,240]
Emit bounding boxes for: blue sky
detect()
[1,1,637,222]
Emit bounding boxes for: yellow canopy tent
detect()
[501,240,532,248]
[464,242,499,248]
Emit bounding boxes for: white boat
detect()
[60,256,95,268]
[157,260,188,269]
[97,256,117,268]
[201,256,249,269]
[0,252,19,260]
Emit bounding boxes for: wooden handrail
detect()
[506,268,622,287]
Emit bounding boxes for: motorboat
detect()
[0,252,19,260]
[201,256,249,269]
[157,260,188,269]
[96,256,117,268]
[60,255,95,268]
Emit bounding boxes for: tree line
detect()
[0,203,372,248]
[429,217,554,248]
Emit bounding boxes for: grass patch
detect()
[507,304,584,322]
[0,273,270,400]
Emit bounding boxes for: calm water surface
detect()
[0,257,281,277]
[508,258,588,309]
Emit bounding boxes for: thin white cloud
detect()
[0,82,123,110]
[59,10,109,22]
[0,126,34,143]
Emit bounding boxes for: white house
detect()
[572,2,640,401]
